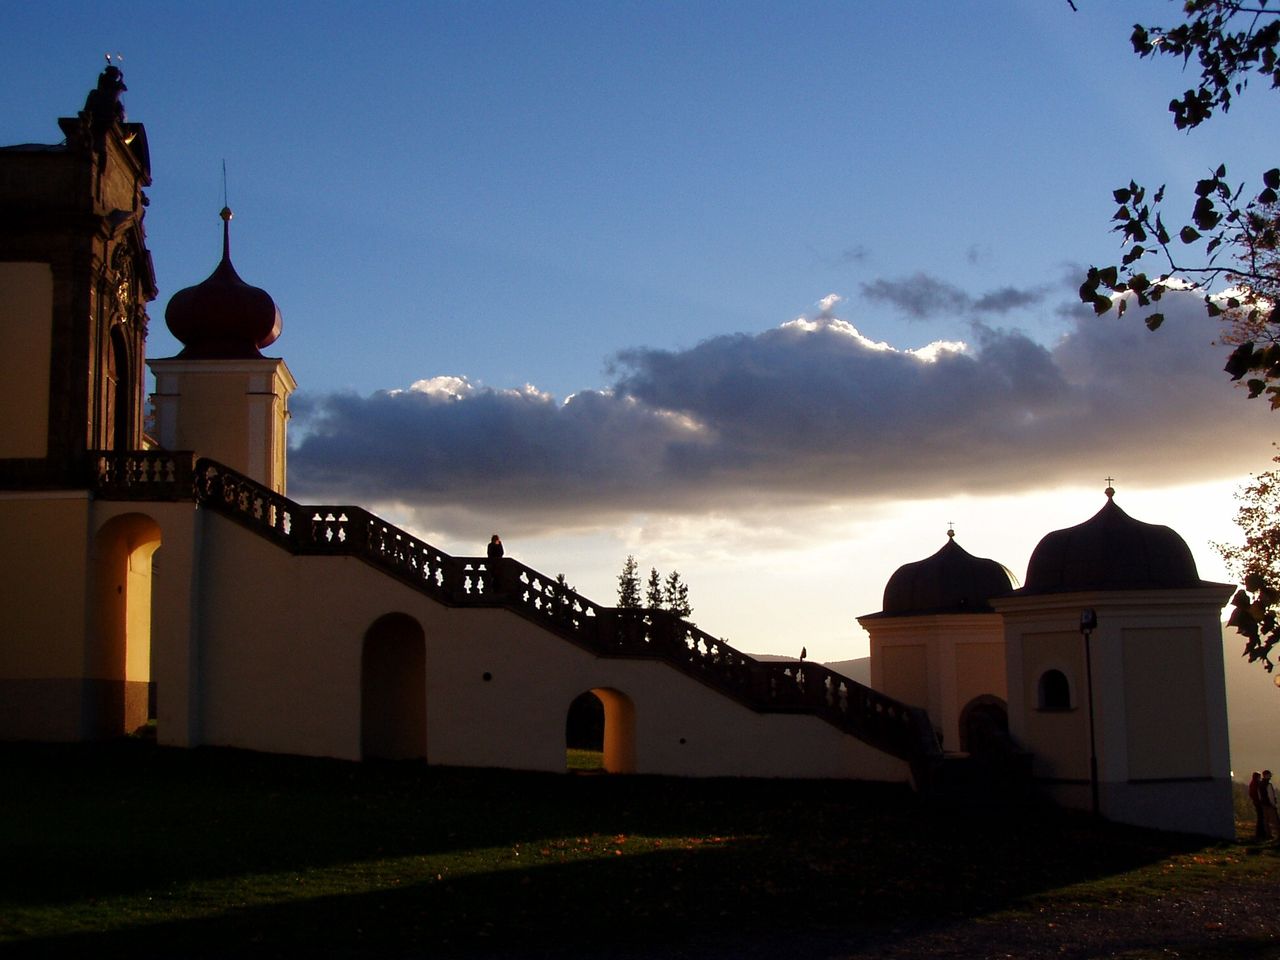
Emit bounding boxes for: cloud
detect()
[971,286,1043,312]
[859,271,1044,319]
[289,286,1273,538]
[810,243,870,267]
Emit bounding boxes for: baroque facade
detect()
[0,70,1235,839]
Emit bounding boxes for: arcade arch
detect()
[958,694,1009,756]
[564,687,636,773]
[90,512,162,737]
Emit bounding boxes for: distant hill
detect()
[823,657,870,685]
[751,654,871,686]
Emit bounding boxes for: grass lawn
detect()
[2,741,1277,958]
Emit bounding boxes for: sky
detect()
[6,1,1278,663]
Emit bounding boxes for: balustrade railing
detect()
[183,458,939,764]
[504,562,604,638]
[93,450,199,501]
[597,609,935,760]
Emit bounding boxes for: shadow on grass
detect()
[0,741,1245,958]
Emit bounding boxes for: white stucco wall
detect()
[0,494,201,742]
[993,588,1235,838]
[187,511,909,783]
[861,613,1006,754]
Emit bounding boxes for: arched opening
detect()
[565,687,636,774]
[958,694,1009,756]
[90,513,162,738]
[565,691,604,770]
[361,613,426,760]
[1037,669,1072,712]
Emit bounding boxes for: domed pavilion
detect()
[859,530,1014,756]
[990,487,1234,837]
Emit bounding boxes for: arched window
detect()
[110,326,132,451]
[1037,669,1071,711]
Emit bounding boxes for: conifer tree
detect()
[617,555,641,609]
[645,567,664,610]
[663,570,692,620]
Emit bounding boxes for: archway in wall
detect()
[958,694,1009,756]
[565,691,604,770]
[361,613,427,760]
[565,687,636,774]
[90,513,162,738]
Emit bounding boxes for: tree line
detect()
[616,555,693,620]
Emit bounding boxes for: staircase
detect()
[93,451,943,776]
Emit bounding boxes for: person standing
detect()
[1250,771,1266,840]
[486,534,504,594]
[1263,770,1280,840]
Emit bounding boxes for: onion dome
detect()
[1021,487,1200,594]
[879,530,1014,616]
[165,208,281,359]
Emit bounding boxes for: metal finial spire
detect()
[219,204,233,261]
[219,161,233,261]
[947,521,955,539]
[1104,477,1115,499]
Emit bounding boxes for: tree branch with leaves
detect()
[1221,455,1280,675]
[1078,1,1280,406]
[1075,1,1280,681]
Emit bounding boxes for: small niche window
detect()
[1037,669,1072,711]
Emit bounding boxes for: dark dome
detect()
[165,208,281,359]
[1021,493,1200,594]
[880,535,1013,616]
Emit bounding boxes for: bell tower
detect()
[0,62,156,488]
[148,207,295,493]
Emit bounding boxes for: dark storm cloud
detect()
[860,271,1044,318]
[289,288,1271,536]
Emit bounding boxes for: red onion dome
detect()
[165,207,281,358]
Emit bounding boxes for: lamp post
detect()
[1080,608,1099,818]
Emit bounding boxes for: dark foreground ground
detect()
[1,741,1277,959]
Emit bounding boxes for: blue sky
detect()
[7,2,1278,662]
